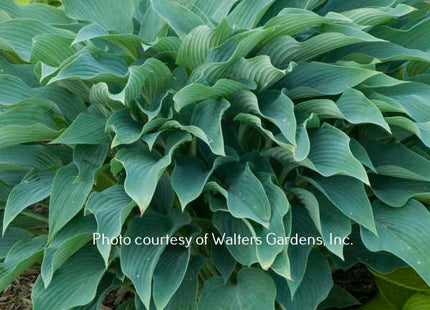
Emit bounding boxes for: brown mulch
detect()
[0,269,38,310]
[333,263,378,309]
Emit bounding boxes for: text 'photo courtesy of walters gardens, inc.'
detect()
[93,232,353,248]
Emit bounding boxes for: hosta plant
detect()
[0,0,430,309]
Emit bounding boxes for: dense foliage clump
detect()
[0,0,429,309]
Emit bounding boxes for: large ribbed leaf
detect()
[198,268,276,310]
[97,58,173,106]
[164,256,205,310]
[0,75,38,105]
[213,211,258,266]
[300,124,369,184]
[115,132,191,213]
[177,21,233,70]
[0,235,46,291]
[0,225,31,258]
[335,88,390,132]
[227,0,275,29]
[366,142,430,181]
[150,0,207,37]
[275,250,333,310]
[361,200,430,286]
[53,113,110,145]
[0,0,71,24]
[153,244,190,310]
[47,52,129,85]
[48,163,94,240]
[174,79,255,111]
[385,117,430,148]
[41,215,96,287]
[291,188,351,259]
[86,186,135,264]
[225,164,271,227]
[32,245,106,310]
[282,62,378,99]
[370,175,430,208]
[0,19,71,62]
[304,174,376,234]
[3,169,54,232]
[63,0,135,33]
[120,210,191,309]
[0,145,62,172]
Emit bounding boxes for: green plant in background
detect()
[0,0,429,309]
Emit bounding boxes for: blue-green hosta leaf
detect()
[0,0,71,24]
[319,0,394,13]
[52,113,110,145]
[332,226,406,274]
[41,215,96,288]
[153,244,191,310]
[226,55,290,92]
[0,19,72,62]
[0,104,62,149]
[263,8,329,41]
[0,75,38,106]
[63,0,135,33]
[0,235,46,291]
[190,28,271,83]
[177,21,234,70]
[336,88,391,132]
[373,83,430,123]
[31,34,76,67]
[341,4,415,26]
[150,0,207,38]
[174,79,255,111]
[282,62,378,99]
[225,164,271,227]
[294,99,343,120]
[115,133,190,213]
[190,98,230,155]
[349,138,376,173]
[234,113,295,152]
[212,244,236,282]
[73,24,145,58]
[213,211,258,266]
[370,175,430,208]
[371,18,430,52]
[136,0,167,42]
[227,0,275,29]
[293,112,319,161]
[86,186,135,265]
[3,169,54,232]
[0,225,31,259]
[0,145,62,172]
[327,41,430,63]
[275,250,333,310]
[97,58,173,106]
[304,174,377,234]
[199,268,277,310]
[366,142,430,182]
[47,52,129,85]
[361,200,430,286]
[260,30,380,68]
[121,210,191,309]
[48,163,94,240]
[291,188,351,259]
[73,144,108,183]
[385,117,430,148]
[253,175,289,269]
[164,256,205,310]
[300,124,369,184]
[105,110,144,147]
[319,285,360,310]
[171,156,215,210]
[32,245,106,310]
